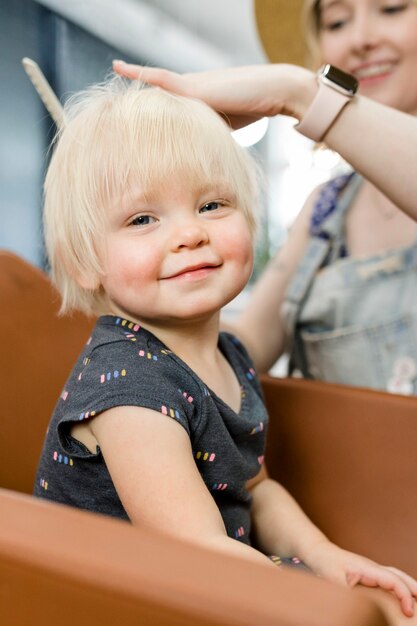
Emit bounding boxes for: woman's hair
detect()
[302,0,323,68]
[44,75,260,316]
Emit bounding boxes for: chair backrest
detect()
[0,488,386,626]
[261,375,417,579]
[0,251,94,494]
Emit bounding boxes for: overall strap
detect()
[318,173,363,264]
[282,236,330,338]
[282,173,363,370]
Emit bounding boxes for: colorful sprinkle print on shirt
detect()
[269,555,310,571]
[99,369,126,383]
[138,349,158,361]
[195,451,216,462]
[246,368,256,381]
[178,389,194,404]
[161,405,182,420]
[250,422,264,435]
[115,318,140,332]
[212,483,228,491]
[234,526,245,539]
[78,410,96,421]
[52,451,74,466]
[33,315,268,544]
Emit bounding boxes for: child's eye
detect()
[129,215,157,227]
[200,201,222,213]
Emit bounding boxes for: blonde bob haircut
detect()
[44,75,260,316]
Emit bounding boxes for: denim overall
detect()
[282,173,417,394]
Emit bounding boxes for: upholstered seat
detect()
[2,250,414,625]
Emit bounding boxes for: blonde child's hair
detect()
[302,0,417,68]
[44,75,260,316]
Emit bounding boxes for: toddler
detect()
[34,76,417,619]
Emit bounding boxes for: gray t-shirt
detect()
[34,315,268,544]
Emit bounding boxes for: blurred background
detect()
[0,0,346,283]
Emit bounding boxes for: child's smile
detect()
[161,262,222,282]
[99,179,254,328]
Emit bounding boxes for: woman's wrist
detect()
[280,64,318,122]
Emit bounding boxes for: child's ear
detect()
[56,248,102,291]
[74,270,101,291]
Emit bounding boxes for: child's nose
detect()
[171,219,209,251]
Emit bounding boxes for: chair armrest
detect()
[0,489,386,626]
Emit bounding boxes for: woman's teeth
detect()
[354,63,394,79]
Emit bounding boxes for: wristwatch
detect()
[296,64,358,142]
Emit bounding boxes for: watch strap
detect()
[296,83,351,142]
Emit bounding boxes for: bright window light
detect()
[232,117,269,147]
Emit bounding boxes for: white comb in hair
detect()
[22,57,64,128]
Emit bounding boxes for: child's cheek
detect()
[104,242,158,288]
[224,227,254,269]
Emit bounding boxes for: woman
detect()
[114,0,417,395]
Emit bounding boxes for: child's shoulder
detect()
[86,316,212,402]
[84,315,174,363]
[59,316,201,436]
[85,316,194,381]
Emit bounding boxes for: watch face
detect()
[321,64,358,95]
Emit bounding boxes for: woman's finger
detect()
[113,61,186,93]
[113,60,142,80]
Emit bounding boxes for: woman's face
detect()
[317,0,417,114]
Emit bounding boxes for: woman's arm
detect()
[230,189,318,372]
[113,61,417,221]
[324,94,417,218]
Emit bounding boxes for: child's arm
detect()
[248,468,417,618]
[88,405,274,567]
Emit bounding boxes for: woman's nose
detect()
[350,12,382,55]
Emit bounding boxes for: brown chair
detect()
[261,376,417,580]
[0,487,386,626]
[0,250,94,494]
[0,250,406,625]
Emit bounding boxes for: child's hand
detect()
[305,540,417,618]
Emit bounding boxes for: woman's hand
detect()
[113,60,316,129]
[305,540,417,618]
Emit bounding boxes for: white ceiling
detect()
[35,0,267,71]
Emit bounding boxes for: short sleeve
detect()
[56,337,197,457]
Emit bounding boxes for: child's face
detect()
[97,177,254,327]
